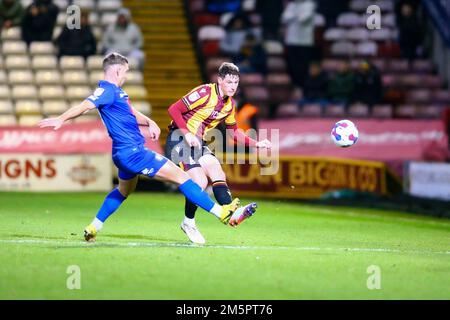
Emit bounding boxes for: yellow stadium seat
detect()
[38,85,65,100]
[0,100,14,114]
[15,100,42,115]
[0,114,17,126]
[132,101,151,115]
[12,85,38,99]
[87,55,104,70]
[18,115,43,126]
[123,85,148,99]
[42,100,70,115]
[89,71,104,86]
[0,85,11,99]
[65,86,91,100]
[60,56,85,70]
[62,71,89,85]
[1,27,21,41]
[32,55,58,70]
[35,70,62,84]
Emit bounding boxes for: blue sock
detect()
[95,188,127,222]
[178,179,215,212]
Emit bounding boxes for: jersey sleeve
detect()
[86,86,115,109]
[224,100,237,126]
[181,84,211,111]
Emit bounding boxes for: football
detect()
[331,120,359,147]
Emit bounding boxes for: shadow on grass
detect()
[102,233,181,242]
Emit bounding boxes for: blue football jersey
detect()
[86,80,145,150]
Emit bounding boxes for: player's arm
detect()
[38,100,96,130]
[131,106,160,141]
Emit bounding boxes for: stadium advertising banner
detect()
[261,119,448,161]
[222,156,389,199]
[406,162,450,201]
[0,120,163,154]
[0,153,112,192]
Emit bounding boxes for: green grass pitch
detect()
[0,192,449,300]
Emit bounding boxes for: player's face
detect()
[218,74,239,97]
[117,63,129,86]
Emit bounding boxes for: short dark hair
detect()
[218,62,240,78]
[103,52,128,71]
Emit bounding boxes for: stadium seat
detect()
[12,85,38,100]
[395,104,416,118]
[193,13,220,28]
[126,71,144,85]
[198,25,226,41]
[314,13,326,27]
[0,56,3,69]
[355,41,377,56]
[416,105,444,119]
[300,103,322,117]
[347,28,370,41]
[400,74,421,87]
[433,90,450,103]
[242,0,257,11]
[73,0,95,10]
[322,59,341,72]
[269,87,292,104]
[323,28,346,41]
[422,75,442,88]
[42,100,70,115]
[15,100,42,115]
[132,101,152,115]
[368,28,393,41]
[406,89,431,103]
[56,12,67,27]
[0,85,11,99]
[371,104,393,118]
[337,12,362,27]
[330,41,355,56]
[248,13,262,26]
[32,55,58,70]
[38,85,65,100]
[87,56,104,70]
[35,70,62,84]
[2,42,27,57]
[382,13,396,28]
[97,0,122,12]
[412,60,434,73]
[267,57,287,72]
[276,103,299,118]
[60,56,85,70]
[324,104,345,117]
[239,73,265,86]
[89,71,104,86]
[62,71,89,85]
[189,0,205,13]
[243,86,269,103]
[377,0,394,11]
[0,100,14,114]
[18,115,43,126]
[350,0,370,12]
[1,27,21,40]
[8,70,34,85]
[101,12,118,27]
[30,42,55,55]
[201,40,220,57]
[0,70,7,84]
[52,26,62,41]
[266,73,290,86]
[92,26,102,41]
[263,40,284,56]
[0,114,17,126]
[65,86,91,100]
[122,86,148,99]
[348,103,369,117]
[388,59,409,73]
[5,56,31,70]
[53,0,69,10]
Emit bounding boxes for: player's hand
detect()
[256,139,272,149]
[147,119,160,141]
[184,132,201,148]
[38,117,64,130]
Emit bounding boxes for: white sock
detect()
[183,217,196,227]
[91,218,103,231]
[210,204,222,218]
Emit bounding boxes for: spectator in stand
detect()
[281,0,317,88]
[219,14,256,60]
[0,0,24,31]
[353,61,382,109]
[298,61,329,110]
[256,0,284,39]
[102,8,145,69]
[206,0,242,13]
[56,9,97,60]
[234,33,268,75]
[327,60,355,106]
[21,0,58,46]
[397,3,423,62]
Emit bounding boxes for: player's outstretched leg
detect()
[84,176,138,242]
[229,202,258,227]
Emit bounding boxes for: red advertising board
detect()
[0,120,163,154]
[261,119,448,161]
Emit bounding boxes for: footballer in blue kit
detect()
[38,52,257,243]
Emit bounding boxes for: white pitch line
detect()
[0,239,449,256]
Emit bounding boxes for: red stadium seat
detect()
[276,103,300,118]
[201,40,220,57]
[416,105,444,119]
[412,60,434,73]
[406,89,431,103]
[348,103,369,117]
[193,13,220,28]
[266,73,291,86]
[267,57,287,72]
[300,103,322,117]
[394,104,416,118]
[324,104,345,117]
[269,87,292,103]
[239,73,265,86]
[371,104,393,118]
[243,86,269,103]
[432,90,450,104]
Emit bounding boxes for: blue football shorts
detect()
[112,144,169,180]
